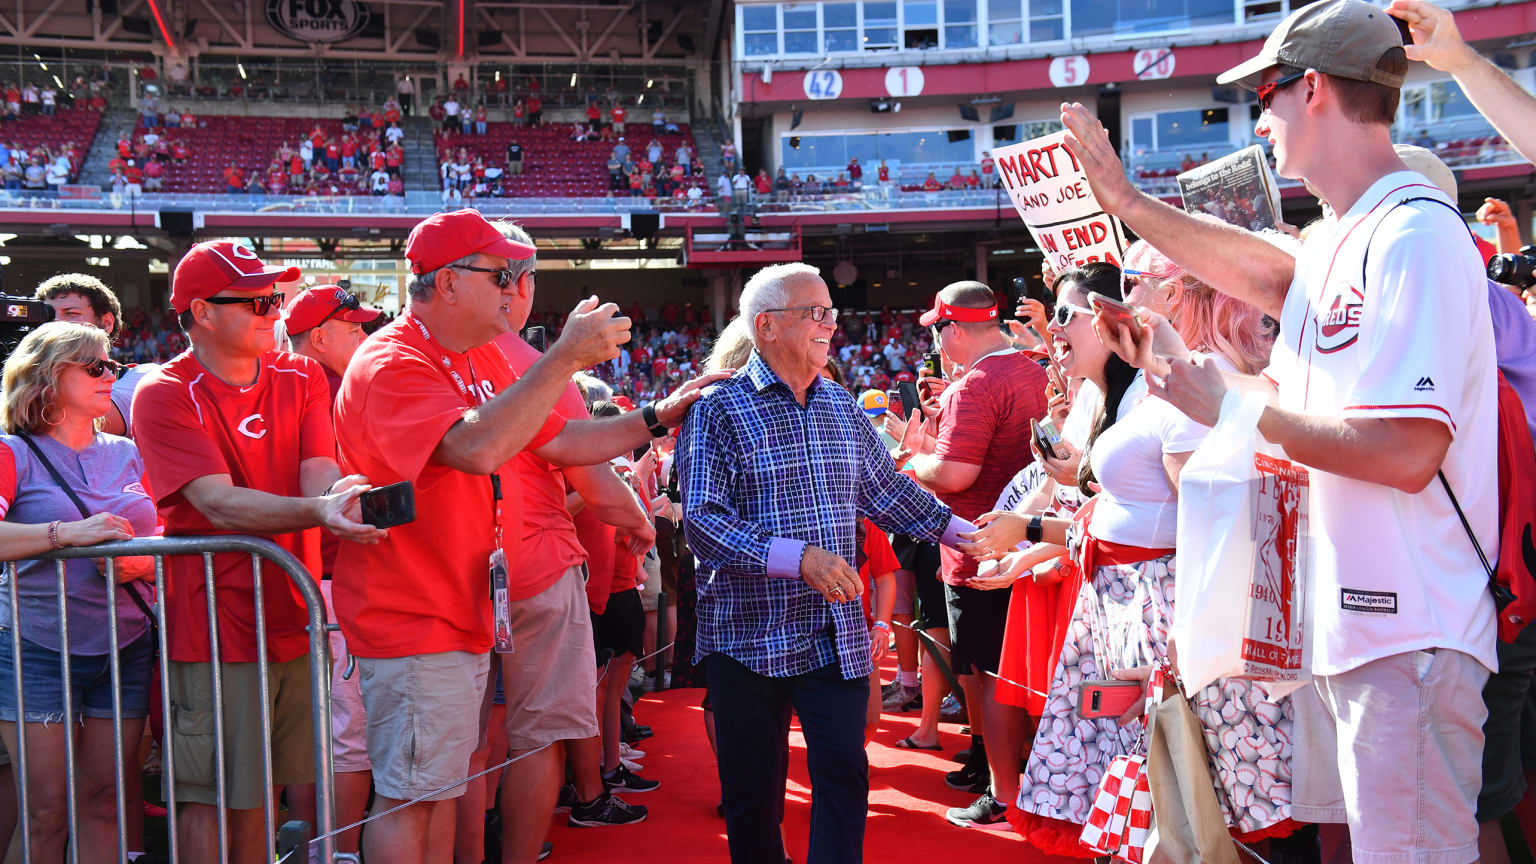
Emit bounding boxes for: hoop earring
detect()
[40,403,63,426]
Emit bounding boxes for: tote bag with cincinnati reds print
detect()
[1174,390,1310,697]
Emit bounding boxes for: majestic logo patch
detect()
[1315,288,1363,353]
[1341,588,1398,615]
[1415,377,1435,392]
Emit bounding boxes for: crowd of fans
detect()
[4,4,1536,864]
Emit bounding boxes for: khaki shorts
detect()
[357,651,490,801]
[638,551,662,612]
[501,565,599,750]
[1292,649,1489,864]
[167,657,315,810]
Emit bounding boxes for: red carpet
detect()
[542,684,1085,863]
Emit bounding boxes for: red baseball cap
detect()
[404,209,536,275]
[171,241,301,314]
[918,295,999,327]
[283,285,383,335]
[613,395,636,412]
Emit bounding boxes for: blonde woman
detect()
[0,322,156,863]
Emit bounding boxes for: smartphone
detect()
[885,388,906,420]
[922,351,941,379]
[1087,291,1142,334]
[897,380,923,420]
[524,325,546,353]
[1077,679,1144,719]
[359,481,416,529]
[1031,418,1063,461]
[1013,274,1055,311]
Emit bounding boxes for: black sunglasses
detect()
[81,358,126,379]
[1256,71,1307,113]
[315,289,362,328]
[203,292,285,316]
[454,264,518,289]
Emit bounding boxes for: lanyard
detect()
[409,314,505,548]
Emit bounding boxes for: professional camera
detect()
[0,294,54,361]
[1488,245,1536,290]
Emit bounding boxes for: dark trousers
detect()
[706,653,869,864]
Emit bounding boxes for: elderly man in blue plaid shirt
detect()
[678,262,974,863]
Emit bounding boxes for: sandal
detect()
[893,735,943,751]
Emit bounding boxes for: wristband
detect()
[872,620,891,633]
[1026,514,1043,544]
[48,520,63,550]
[640,403,668,438]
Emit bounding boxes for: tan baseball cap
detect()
[1217,0,1406,91]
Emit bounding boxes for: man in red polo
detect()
[134,242,386,864]
[332,210,722,863]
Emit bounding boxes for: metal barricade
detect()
[2,535,337,864]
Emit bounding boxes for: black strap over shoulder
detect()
[15,432,159,624]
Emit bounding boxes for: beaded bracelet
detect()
[47,520,63,550]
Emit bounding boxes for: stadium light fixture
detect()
[637,94,644,105]
[238,63,247,80]
[52,75,63,89]
[647,79,654,88]
[571,72,578,87]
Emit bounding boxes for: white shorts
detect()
[1291,649,1488,864]
[320,582,369,773]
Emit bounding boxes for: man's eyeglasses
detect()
[316,289,362,328]
[765,305,839,323]
[453,264,519,289]
[1256,71,1307,114]
[80,358,126,379]
[203,293,285,316]
[1052,303,1096,328]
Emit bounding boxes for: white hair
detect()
[739,262,821,348]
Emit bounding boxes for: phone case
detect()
[1077,680,1143,718]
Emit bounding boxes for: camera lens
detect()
[1488,253,1536,289]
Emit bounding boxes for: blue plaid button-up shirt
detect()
[678,352,960,680]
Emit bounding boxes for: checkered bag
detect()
[1080,752,1153,861]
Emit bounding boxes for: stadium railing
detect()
[5,536,339,863]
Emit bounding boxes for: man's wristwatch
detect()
[640,403,668,438]
[1025,514,1043,544]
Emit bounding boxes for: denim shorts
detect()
[0,630,154,723]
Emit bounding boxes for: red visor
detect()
[919,298,999,327]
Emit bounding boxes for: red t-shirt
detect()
[386,148,403,168]
[325,143,340,160]
[611,107,626,122]
[528,97,541,112]
[133,351,333,663]
[586,105,600,122]
[932,350,1049,584]
[341,138,359,158]
[878,165,890,181]
[144,160,163,178]
[370,150,386,171]
[495,333,590,600]
[332,314,566,658]
[857,519,900,626]
[574,503,618,614]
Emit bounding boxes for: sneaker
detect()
[539,840,554,860]
[881,683,921,712]
[620,756,644,772]
[940,693,968,724]
[944,765,988,793]
[880,679,903,700]
[619,742,646,760]
[555,782,578,813]
[945,792,1010,830]
[569,792,648,827]
[602,763,660,793]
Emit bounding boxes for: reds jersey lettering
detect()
[1314,285,1364,354]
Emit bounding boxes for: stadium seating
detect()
[2,106,102,178]
[434,121,697,197]
[132,115,353,194]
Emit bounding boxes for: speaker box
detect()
[414,28,440,49]
[159,209,194,236]
[630,211,660,240]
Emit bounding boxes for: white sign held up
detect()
[992,130,1128,271]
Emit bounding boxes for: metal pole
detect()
[56,560,81,864]
[203,552,230,864]
[154,555,179,863]
[105,558,129,863]
[8,561,29,863]
[251,553,276,864]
